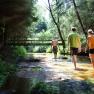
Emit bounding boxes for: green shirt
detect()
[68,32,81,48]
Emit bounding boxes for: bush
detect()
[58,47,64,54]
[33,46,46,53]
[13,46,27,57]
[0,58,17,87]
[38,46,46,53]
[32,47,40,53]
[30,81,59,94]
[46,47,52,53]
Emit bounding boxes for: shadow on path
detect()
[1,53,94,94]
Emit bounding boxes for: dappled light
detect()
[0,0,94,94]
[22,53,94,81]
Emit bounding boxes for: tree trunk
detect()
[72,0,87,38]
[48,0,66,54]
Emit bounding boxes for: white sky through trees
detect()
[37,0,52,21]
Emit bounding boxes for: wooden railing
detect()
[6,39,63,46]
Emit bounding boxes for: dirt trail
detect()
[17,53,94,81]
[1,53,94,94]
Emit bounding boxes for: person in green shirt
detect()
[68,27,81,69]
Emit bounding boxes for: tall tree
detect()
[0,0,37,45]
[78,0,94,30]
[47,0,66,53]
[72,0,87,38]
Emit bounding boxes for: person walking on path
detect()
[68,27,81,69]
[87,29,94,68]
[51,38,58,59]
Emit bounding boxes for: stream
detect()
[0,54,94,94]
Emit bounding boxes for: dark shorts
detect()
[70,47,78,55]
[89,49,94,54]
[52,46,58,54]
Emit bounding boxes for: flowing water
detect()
[0,53,94,94]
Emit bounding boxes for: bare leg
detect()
[90,58,94,68]
[89,54,94,68]
[72,55,77,69]
[54,53,57,59]
[92,62,94,68]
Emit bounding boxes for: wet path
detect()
[1,53,94,94]
[16,53,74,81]
[21,53,94,81]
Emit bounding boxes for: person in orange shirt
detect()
[51,38,58,59]
[87,29,94,68]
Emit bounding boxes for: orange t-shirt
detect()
[88,35,94,49]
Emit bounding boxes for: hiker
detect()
[68,27,81,69]
[51,38,58,59]
[87,29,94,68]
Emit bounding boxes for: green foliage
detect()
[0,58,17,86]
[27,46,52,53]
[13,46,27,57]
[32,47,40,53]
[33,46,46,53]
[0,0,37,42]
[76,0,94,30]
[58,46,68,54]
[34,30,53,40]
[30,81,59,94]
[35,21,47,32]
[81,35,86,44]
[46,47,52,53]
